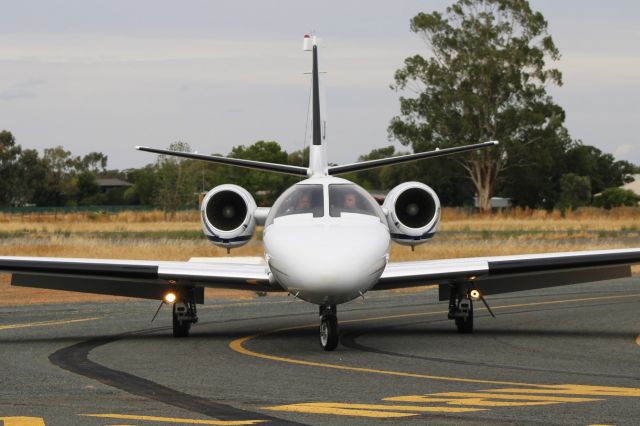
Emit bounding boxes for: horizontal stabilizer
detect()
[136,146,309,177]
[328,141,498,175]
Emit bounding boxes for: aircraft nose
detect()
[264,217,389,301]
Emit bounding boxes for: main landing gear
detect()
[154,288,199,337]
[447,284,494,334]
[172,300,198,337]
[448,281,475,333]
[319,304,339,351]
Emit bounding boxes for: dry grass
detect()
[0,210,200,233]
[0,210,199,223]
[0,207,638,305]
[441,206,640,232]
[1,207,638,233]
[389,240,637,262]
[0,236,263,259]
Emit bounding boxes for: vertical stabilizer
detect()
[304,35,328,176]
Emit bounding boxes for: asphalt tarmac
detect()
[1,278,639,426]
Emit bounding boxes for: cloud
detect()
[0,80,45,101]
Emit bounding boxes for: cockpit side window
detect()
[268,184,324,222]
[329,184,383,219]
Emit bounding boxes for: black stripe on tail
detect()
[312,45,322,146]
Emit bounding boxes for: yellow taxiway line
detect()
[0,417,45,426]
[0,317,100,331]
[80,414,267,425]
[265,402,483,418]
[230,293,640,387]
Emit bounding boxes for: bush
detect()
[593,188,640,209]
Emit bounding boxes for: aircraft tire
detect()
[173,313,191,338]
[319,315,339,351]
[455,300,473,334]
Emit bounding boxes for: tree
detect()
[125,166,159,205]
[0,130,23,206]
[593,188,640,209]
[155,141,200,213]
[226,141,292,205]
[341,146,399,189]
[389,0,566,211]
[498,127,572,209]
[77,152,108,174]
[287,146,309,169]
[75,171,101,205]
[555,173,591,211]
[564,142,635,195]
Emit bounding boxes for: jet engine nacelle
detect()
[383,182,441,246]
[200,184,257,249]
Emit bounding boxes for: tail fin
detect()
[304,35,328,176]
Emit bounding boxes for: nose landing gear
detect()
[319,304,339,351]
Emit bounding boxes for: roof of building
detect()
[96,178,133,187]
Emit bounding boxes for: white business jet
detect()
[2,35,639,350]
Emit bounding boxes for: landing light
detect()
[469,289,481,300]
[164,292,177,303]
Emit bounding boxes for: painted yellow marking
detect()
[264,402,482,418]
[385,391,600,407]
[230,293,640,387]
[0,317,100,331]
[490,384,640,398]
[266,382,640,420]
[0,417,45,426]
[80,414,266,425]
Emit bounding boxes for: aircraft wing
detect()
[1,256,276,304]
[376,248,640,300]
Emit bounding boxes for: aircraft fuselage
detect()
[263,175,390,305]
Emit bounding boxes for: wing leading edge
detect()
[2,256,277,303]
[377,248,640,300]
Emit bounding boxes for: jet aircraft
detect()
[2,35,639,350]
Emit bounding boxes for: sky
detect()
[1,0,638,170]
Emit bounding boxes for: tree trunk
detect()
[467,156,500,212]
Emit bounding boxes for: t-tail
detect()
[136,35,498,176]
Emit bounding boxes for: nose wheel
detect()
[319,305,339,351]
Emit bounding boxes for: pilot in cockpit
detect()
[343,192,357,210]
[296,193,312,211]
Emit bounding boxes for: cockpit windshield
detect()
[329,184,383,219]
[269,184,324,221]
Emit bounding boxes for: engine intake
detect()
[201,184,257,249]
[383,182,441,246]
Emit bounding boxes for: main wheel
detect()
[173,312,191,337]
[319,315,339,351]
[455,299,473,334]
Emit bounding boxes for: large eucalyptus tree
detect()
[389,0,566,210]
